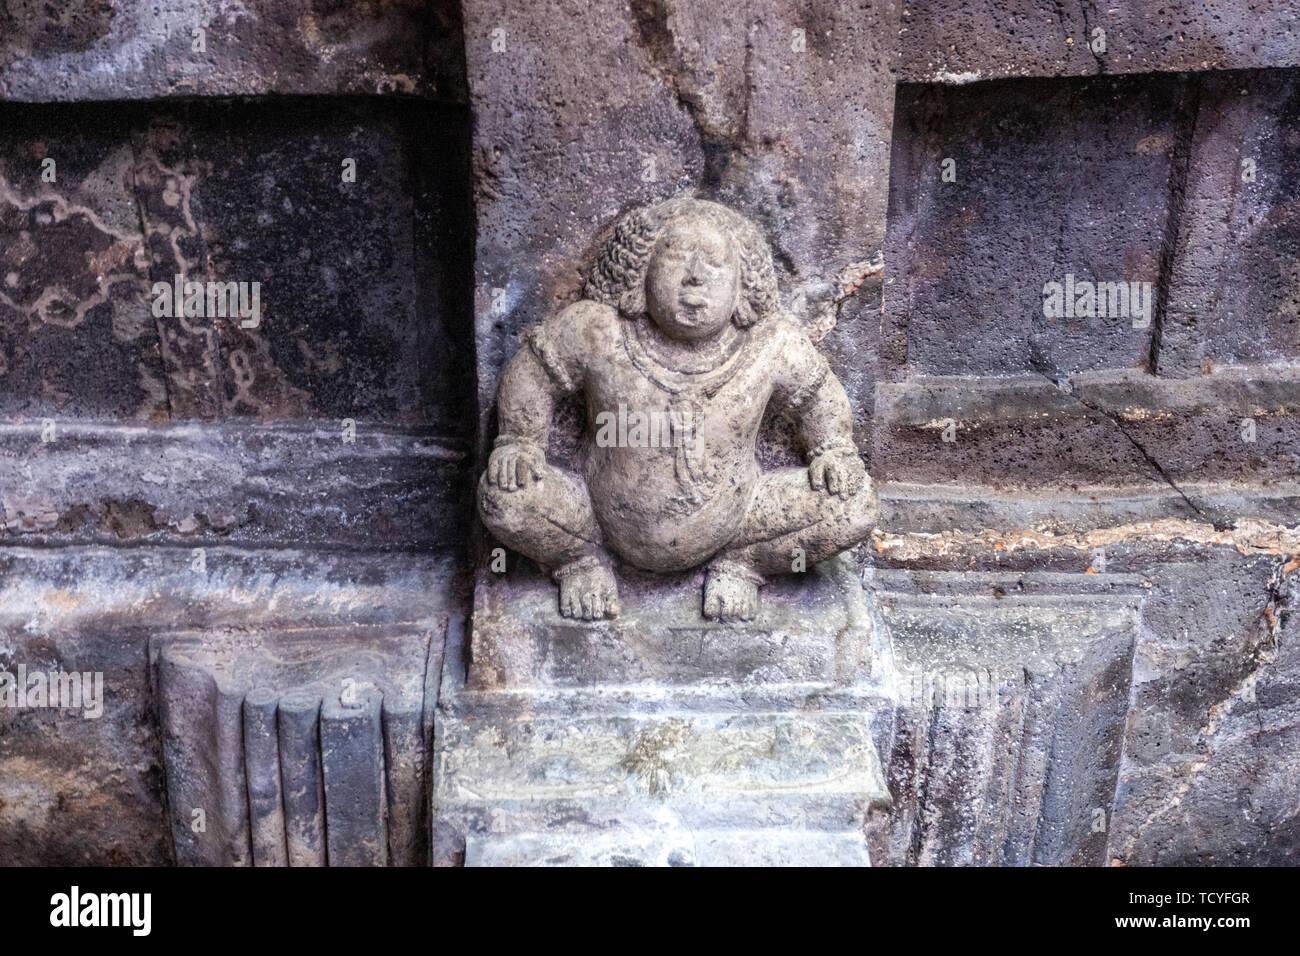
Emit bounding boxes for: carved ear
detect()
[732,295,758,328]
[619,285,646,317]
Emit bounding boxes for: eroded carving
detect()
[479,197,878,622]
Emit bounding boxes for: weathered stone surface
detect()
[434,611,891,867]
[153,623,443,866]
[0,547,466,633]
[0,546,461,865]
[1161,69,1300,376]
[1108,550,1299,865]
[868,570,1145,866]
[0,103,168,422]
[0,97,474,426]
[0,422,471,549]
[883,73,1179,381]
[900,1,1300,84]
[470,554,874,690]
[438,708,887,806]
[463,0,899,454]
[0,622,168,865]
[874,367,1300,490]
[877,483,1300,538]
[880,66,1300,491]
[466,828,873,866]
[1,0,1299,869]
[0,0,467,102]
[859,534,1299,866]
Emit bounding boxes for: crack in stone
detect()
[1262,554,1292,647]
[1048,0,1073,58]
[1037,373,1221,526]
[1148,76,1201,374]
[1078,1,1108,74]
[125,136,175,420]
[1116,589,1284,865]
[630,0,731,187]
[630,0,759,191]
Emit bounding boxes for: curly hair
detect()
[583,196,781,329]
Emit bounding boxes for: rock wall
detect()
[0,0,1297,865]
[462,0,899,449]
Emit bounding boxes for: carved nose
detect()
[683,251,706,284]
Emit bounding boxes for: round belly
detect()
[585,455,756,572]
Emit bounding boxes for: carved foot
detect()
[703,559,763,622]
[554,556,621,620]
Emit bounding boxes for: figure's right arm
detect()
[487,349,560,491]
[488,302,599,490]
[497,347,559,446]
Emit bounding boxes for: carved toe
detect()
[703,559,763,622]
[555,557,620,621]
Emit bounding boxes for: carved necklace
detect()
[621,317,753,505]
[621,316,751,398]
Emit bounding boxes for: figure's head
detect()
[644,211,739,340]
[585,197,782,339]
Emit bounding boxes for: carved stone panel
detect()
[152,623,444,866]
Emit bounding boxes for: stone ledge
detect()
[874,366,1300,487]
[465,827,873,867]
[433,608,891,866]
[0,421,471,549]
[0,546,464,632]
[871,568,1151,603]
[468,554,878,691]
[899,2,1300,84]
[880,480,1300,534]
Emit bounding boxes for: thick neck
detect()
[636,315,746,374]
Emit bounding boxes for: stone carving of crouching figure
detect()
[479,197,879,622]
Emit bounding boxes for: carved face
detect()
[644,216,741,341]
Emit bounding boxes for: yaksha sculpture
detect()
[479,197,878,622]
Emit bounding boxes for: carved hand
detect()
[808,446,866,499]
[486,438,545,492]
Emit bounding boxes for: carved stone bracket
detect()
[151,622,446,866]
[865,570,1149,866]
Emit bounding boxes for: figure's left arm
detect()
[775,328,867,498]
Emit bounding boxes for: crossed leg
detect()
[703,466,879,621]
[480,463,878,623]
[477,465,620,619]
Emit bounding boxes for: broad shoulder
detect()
[520,299,620,391]
[540,298,620,341]
[761,315,820,358]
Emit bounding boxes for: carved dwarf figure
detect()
[480,197,878,622]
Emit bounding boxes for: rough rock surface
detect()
[0,0,467,102]
[899,1,1300,83]
[462,0,900,452]
[0,1,1298,866]
[0,97,474,426]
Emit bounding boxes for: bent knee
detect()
[846,476,880,533]
[477,472,540,538]
[820,476,879,542]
